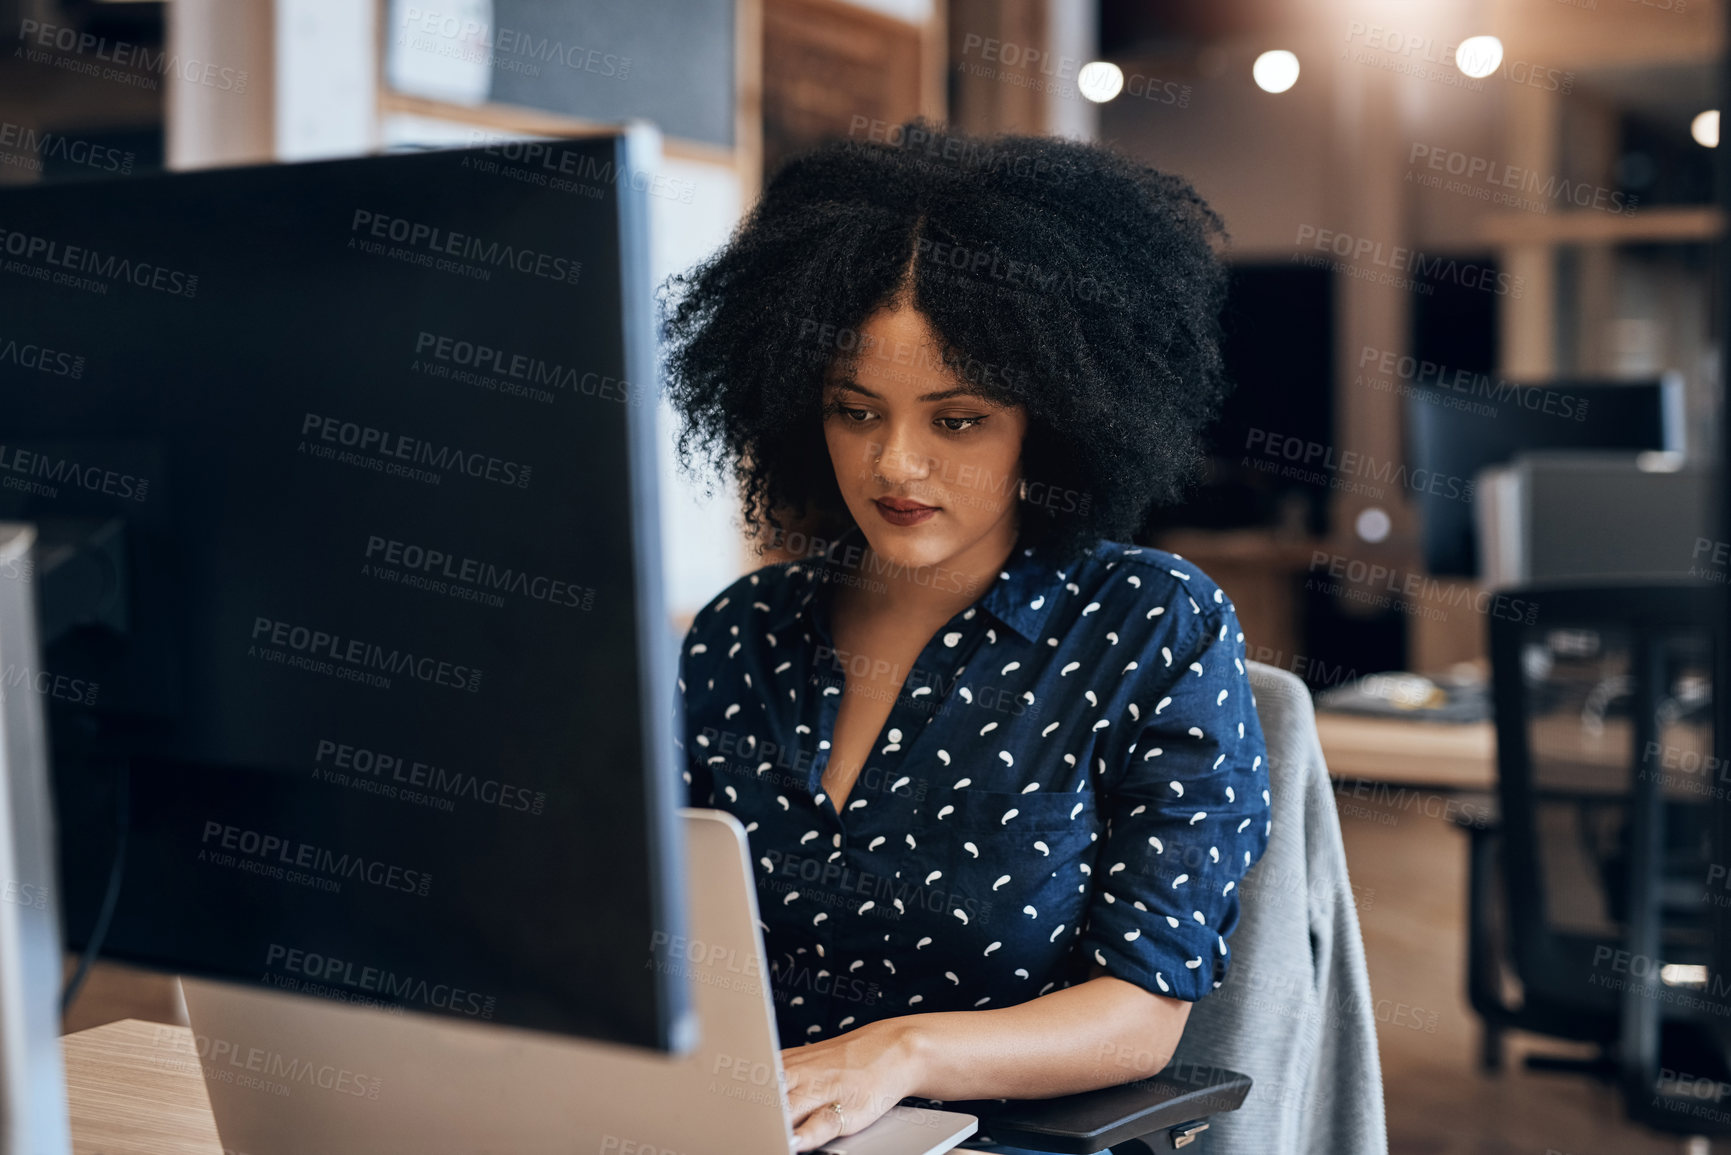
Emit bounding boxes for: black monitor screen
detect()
[0,137,691,1051]
[1405,377,1679,576]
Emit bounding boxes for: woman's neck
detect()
[837,518,1021,625]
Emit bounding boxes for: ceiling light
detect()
[1252,50,1299,94]
[1455,36,1503,80]
[1078,61,1124,103]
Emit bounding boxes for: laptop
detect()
[179,808,979,1155]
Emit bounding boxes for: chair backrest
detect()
[1169,661,1387,1155]
[1485,582,1725,1118]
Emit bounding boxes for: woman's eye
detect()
[937,415,986,433]
[841,406,873,423]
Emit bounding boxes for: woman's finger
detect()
[784,1080,839,1128]
[789,1098,847,1153]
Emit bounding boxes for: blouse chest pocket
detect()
[902,787,1100,960]
[912,788,1101,888]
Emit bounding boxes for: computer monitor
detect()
[1404,374,1685,576]
[0,131,694,1054]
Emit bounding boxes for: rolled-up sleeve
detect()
[1077,598,1270,1001]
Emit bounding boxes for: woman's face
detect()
[820,302,1029,578]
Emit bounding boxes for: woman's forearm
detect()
[887,968,1191,1103]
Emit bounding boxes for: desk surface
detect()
[1316,709,1496,790]
[63,1018,224,1155]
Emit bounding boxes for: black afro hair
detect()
[659,118,1233,569]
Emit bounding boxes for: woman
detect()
[662,120,1271,1155]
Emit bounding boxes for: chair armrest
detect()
[900,1066,1252,1154]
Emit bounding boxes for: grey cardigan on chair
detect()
[1167,660,1389,1154]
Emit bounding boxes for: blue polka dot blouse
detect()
[675,523,1271,1049]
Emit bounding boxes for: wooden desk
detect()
[1316,710,1496,790]
[62,1018,223,1155]
[1316,708,1712,797]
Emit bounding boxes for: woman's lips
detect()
[873,499,937,526]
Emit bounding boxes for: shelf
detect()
[1478,204,1720,247]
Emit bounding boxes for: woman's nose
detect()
[871,426,934,484]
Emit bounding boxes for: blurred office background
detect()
[2,0,1723,1151]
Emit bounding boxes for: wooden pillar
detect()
[1497,91,1561,378]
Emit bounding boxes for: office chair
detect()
[904,661,1388,1154]
[1460,582,1731,1147]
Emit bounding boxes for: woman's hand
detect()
[779,1017,926,1153]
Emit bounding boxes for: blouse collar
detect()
[786,522,1066,645]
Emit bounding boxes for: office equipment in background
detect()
[1476,451,1712,588]
[181,810,981,1155]
[1405,374,1685,576]
[1463,583,1730,1142]
[0,129,696,1107]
